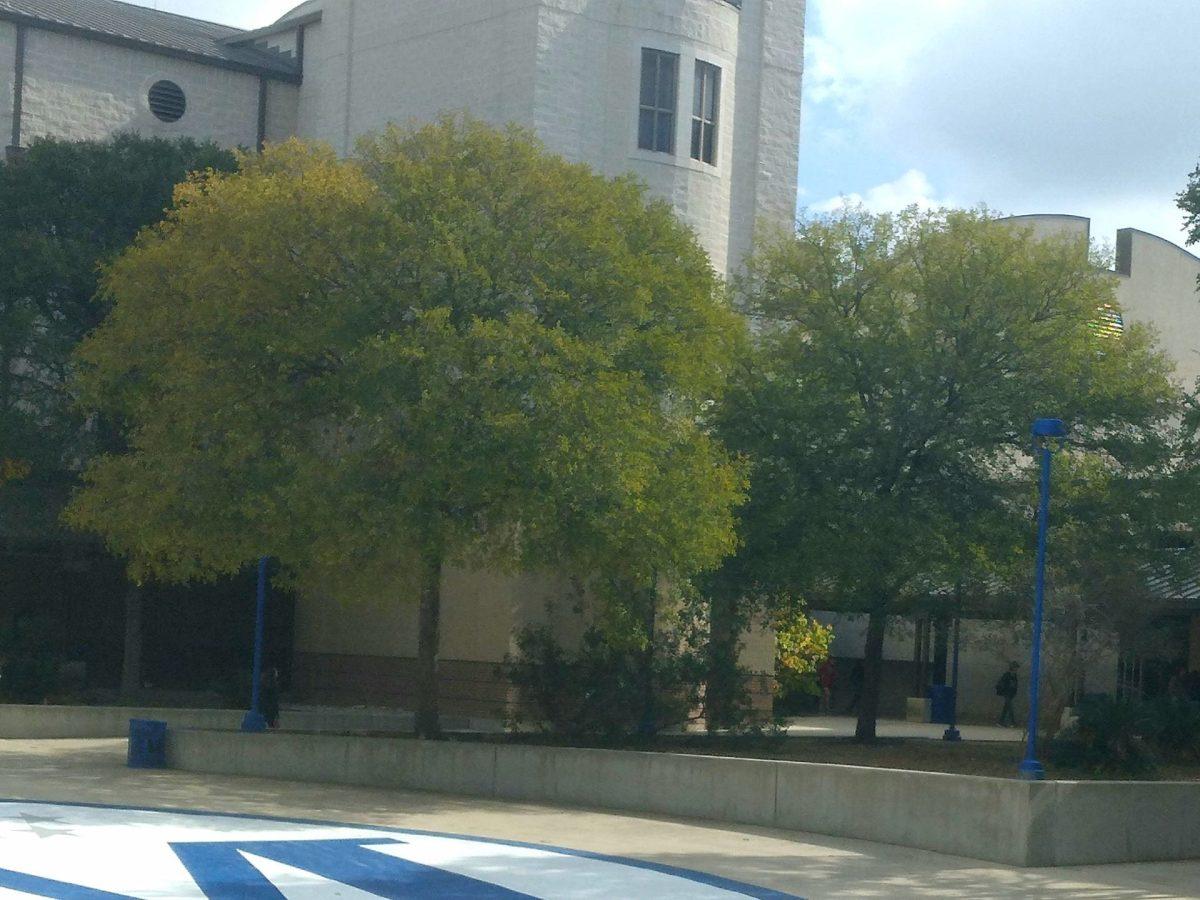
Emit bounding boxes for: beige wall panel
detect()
[264,80,300,144]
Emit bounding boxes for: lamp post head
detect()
[1032,418,1068,450]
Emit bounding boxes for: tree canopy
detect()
[0,135,236,535]
[66,120,746,735]
[716,207,1186,739]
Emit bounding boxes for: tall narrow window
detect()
[692,61,721,165]
[639,48,679,154]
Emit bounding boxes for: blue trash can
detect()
[128,719,168,769]
[927,685,956,725]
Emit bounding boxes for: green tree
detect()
[717,207,1182,741]
[0,135,236,532]
[1177,165,1200,248]
[66,121,745,737]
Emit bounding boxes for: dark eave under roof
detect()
[0,0,303,82]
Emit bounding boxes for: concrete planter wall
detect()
[165,729,1200,867]
[0,704,416,739]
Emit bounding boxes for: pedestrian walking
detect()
[996,662,1019,727]
[817,657,837,715]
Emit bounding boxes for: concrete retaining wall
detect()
[164,729,1200,867]
[0,705,417,739]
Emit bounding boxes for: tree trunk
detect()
[637,582,658,737]
[120,585,142,699]
[855,609,888,742]
[415,548,443,739]
[706,592,740,732]
[932,615,949,686]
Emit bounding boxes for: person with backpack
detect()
[996,662,1019,727]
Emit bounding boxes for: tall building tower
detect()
[2,0,804,274]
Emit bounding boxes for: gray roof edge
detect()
[0,7,301,81]
[219,10,323,47]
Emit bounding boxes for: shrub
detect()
[774,613,833,714]
[505,625,706,739]
[1143,697,1200,763]
[1049,696,1157,776]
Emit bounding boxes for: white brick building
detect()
[1,0,804,275]
[2,0,806,718]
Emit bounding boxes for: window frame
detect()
[691,60,721,166]
[638,48,680,155]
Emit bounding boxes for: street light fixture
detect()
[1019,418,1068,780]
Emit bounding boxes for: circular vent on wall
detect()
[148,81,187,123]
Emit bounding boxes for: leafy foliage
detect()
[505,625,702,738]
[1142,697,1200,762]
[716,206,1186,740]
[774,611,833,699]
[66,119,746,733]
[1177,165,1200,248]
[1049,696,1200,774]
[1050,697,1158,776]
[0,135,236,532]
[505,587,752,738]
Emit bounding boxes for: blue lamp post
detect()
[942,591,962,742]
[240,556,269,733]
[1019,418,1068,780]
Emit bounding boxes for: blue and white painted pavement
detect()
[0,802,798,898]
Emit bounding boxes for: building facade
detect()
[1,0,804,275]
[2,0,805,717]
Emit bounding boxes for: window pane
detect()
[657,111,674,153]
[657,57,677,109]
[639,49,678,155]
[703,123,715,164]
[694,69,705,118]
[691,120,702,160]
[706,68,720,121]
[641,49,657,106]
[639,109,656,151]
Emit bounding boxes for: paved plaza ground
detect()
[782,716,1023,742]
[0,738,1197,898]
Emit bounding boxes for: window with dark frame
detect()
[639,48,679,154]
[692,61,720,165]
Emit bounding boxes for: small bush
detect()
[1143,697,1200,763]
[0,655,60,703]
[505,626,705,739]
[501,619,753,744]
[1049,697,1157,776]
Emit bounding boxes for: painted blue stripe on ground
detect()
[0,798,802,899]
[0,867,136,899]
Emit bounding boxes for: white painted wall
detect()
[1,21,14,144]
[264,80,301,145]
[294,2,541,156]
[728,0,805,270]
[18,29,263,148]
[294,0,803,276]
[1002,214,1200,388]
[1115,228,1200,386]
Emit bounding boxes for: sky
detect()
[135,0,1200,251]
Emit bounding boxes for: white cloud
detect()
[805,0,979,113]
[811,169,949,215]
[805,0,1200,248]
